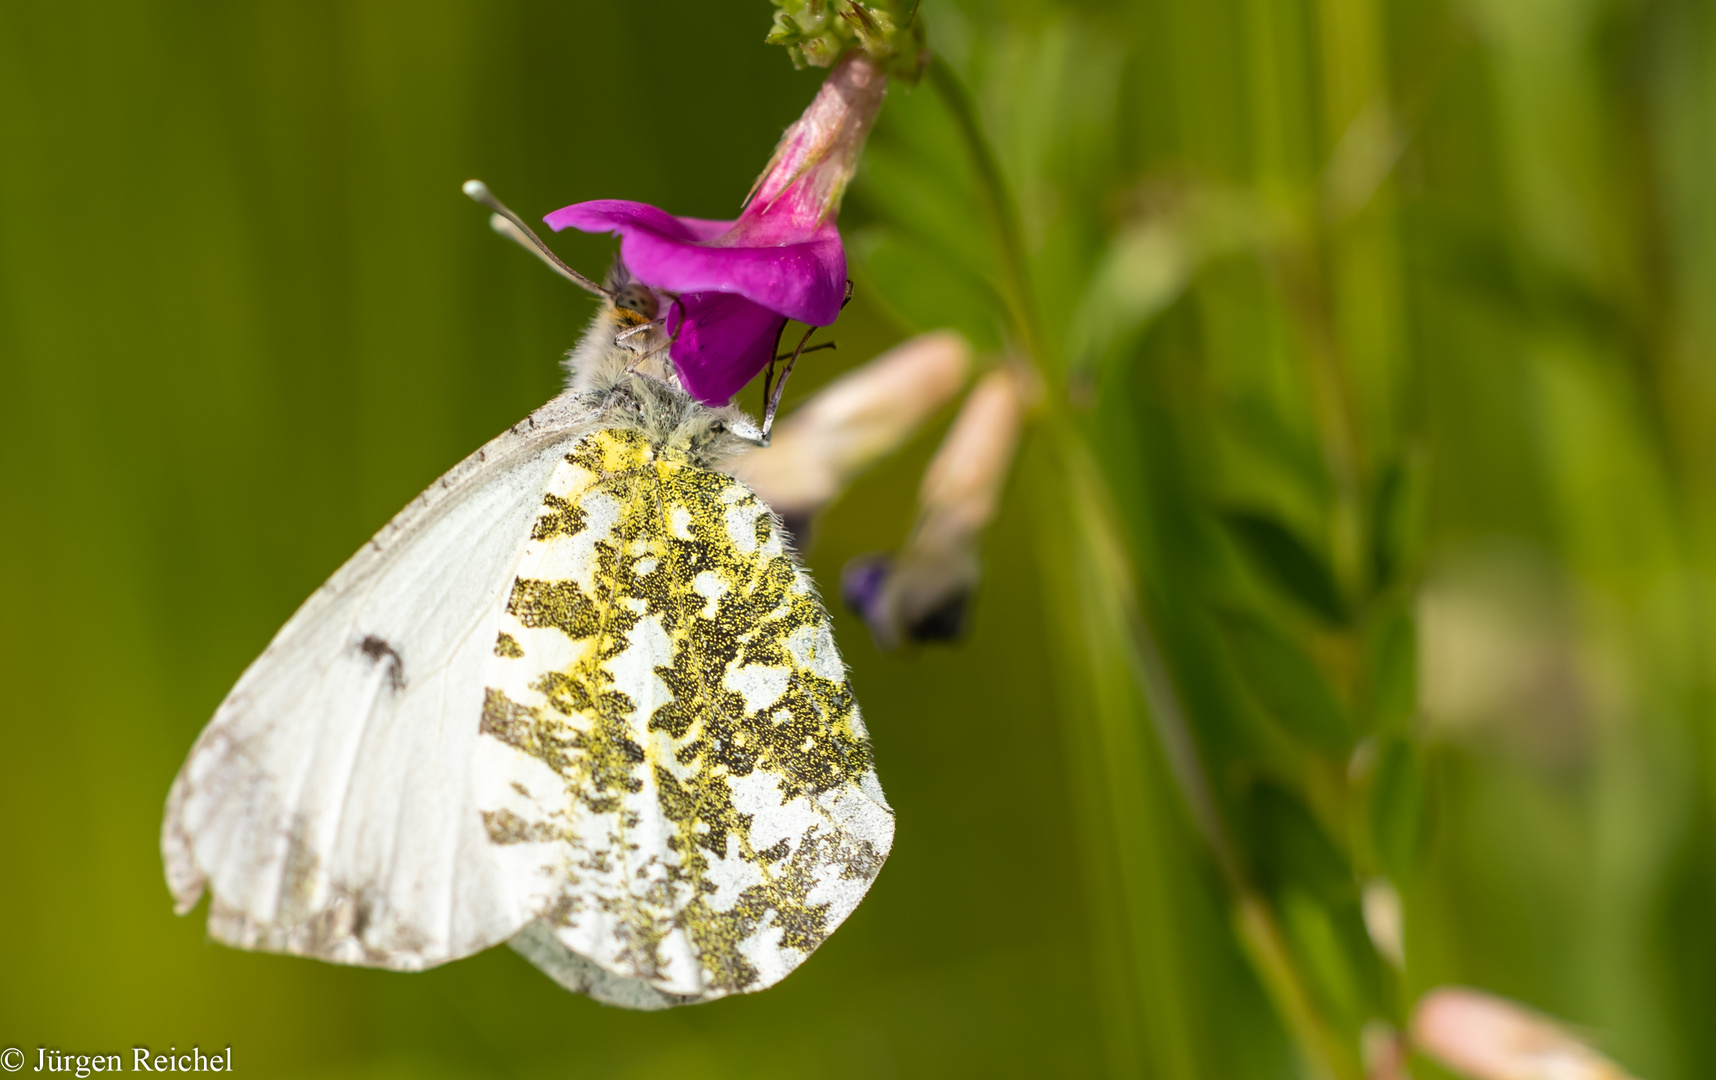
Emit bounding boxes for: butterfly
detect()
[160,183,894,1009]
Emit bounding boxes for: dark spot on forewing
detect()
[509,578,602,640]
[357,635,405,692]
[532,493,588,541]
[482,808,563,845]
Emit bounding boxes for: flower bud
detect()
[843,365,1030,648]
[733,331,970,541]
[768,1,926,81]
[1361,878,1405,969]
[1362,1020,1410,1080]
[1410,987,1636,1080]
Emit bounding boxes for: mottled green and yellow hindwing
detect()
[470,427,893,1005]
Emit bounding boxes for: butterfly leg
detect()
[759,280,855,441]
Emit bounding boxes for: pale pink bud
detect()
[1410,987,1636,1080]
[844,365,1031,647]
[913,368,1027,548]
[1362,878,1406,969]
[1362,1020,1411,1080]
[734,331,971,539]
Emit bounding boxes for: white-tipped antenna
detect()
[462,180,610,298]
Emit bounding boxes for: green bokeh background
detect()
[6,0,1716,1076]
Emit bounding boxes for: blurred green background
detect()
[3,0,1714,1077]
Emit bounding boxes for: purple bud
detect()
[842,555,894,627]
[836,367,1031,650]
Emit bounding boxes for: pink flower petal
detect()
[545,199,708,242]
[546,200,845,325]
[665,291,788,405]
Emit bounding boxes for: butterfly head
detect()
[611,281,659,329]
[604,263,666,359]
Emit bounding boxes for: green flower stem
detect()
[926,56,1048,369]
[1065,436,1359,1080]
[1271,241,1368,598]
[1235,893,1358,1080]
[927,53,1359,1080]
[1058,433,1242,888]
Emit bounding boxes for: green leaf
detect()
[1369,611,1417,734]
[1071,187,1271,385]
[1369,457,1425,592]
[1279,889,1365,1025]
[1369,738,1430,881]
[1222,511,1347,624]
[1246,783,1351,899]
[1369,462,1404,590]
[1219,398,1333,514]
[1221,612,1351,752]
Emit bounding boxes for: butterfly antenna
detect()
[462,180,611,298]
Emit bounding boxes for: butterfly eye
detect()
[615,285,659,321]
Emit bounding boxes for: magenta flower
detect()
[545,51,886,405]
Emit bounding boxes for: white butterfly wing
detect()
[162,392,599,970]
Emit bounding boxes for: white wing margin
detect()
[162,392,599,971]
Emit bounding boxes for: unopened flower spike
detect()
[843,364,1032,648]
[768,0,927,81]
[545,51,887,408]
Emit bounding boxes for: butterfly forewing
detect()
[474,428,893,1005]
[163,394,600,969]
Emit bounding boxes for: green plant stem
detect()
[1065,437,1358,1080]
[1236,894,1357,1080]
[927,51,1359,1080]
[926,56,1048,368]
[1057,431,1243,887]
[1274,242,1368,593]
